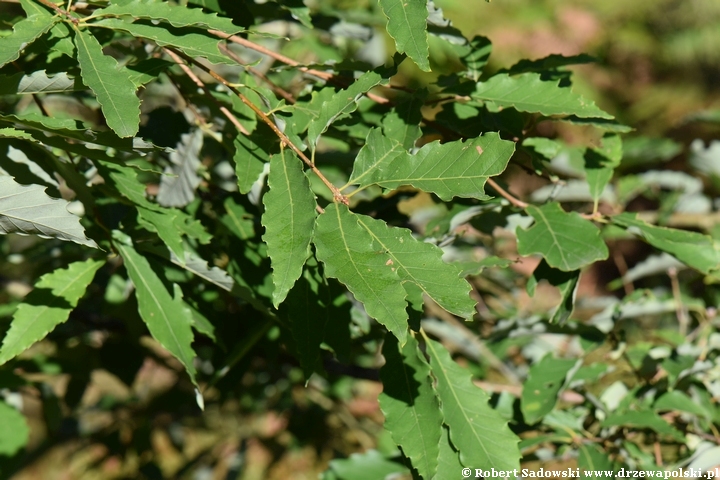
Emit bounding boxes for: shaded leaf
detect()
[379,334,441,480]
[611,213,720,274]
[222,197,255,240]
[378,0,429,71]
[0,175,98,248]
[472,73,613,119]
[313,203,408,344]
[516,202,609,271]
[601,410,684,441]
[307,71,384,148]
[348,129,515,201]
[584,134,622,205]
[74,29,141,138]
[0,71,83,95]
[0,401,29,456]
[137,207,186,260]
[527,259,580,324]
[157,129,203,208]
[0,8,58,69]
[520,354,577,424]
[505,53,595,75]
[424,336,521,470]
[90,0,244,34]
[113,231,197,386]
[262,150,316,307]
[0,259,104,365]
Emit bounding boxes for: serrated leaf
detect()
[527,259,580,324]
[520,354,576,424]
[348,129,515,201]
[113,231,197,385]
[234,133,269,194]
[505,53,595,75]
[516,202,608,271]
[0,401,29,456]
[307,71,384,147]
[611,213,720,274]
[141,244,235,292]
[222,197,255,240]
[436,425,463,480]
[96,160,156,210]
[601,410,684,441]
[74,28,140,138]
[262,150,316,307]
[378,0,429,71]
[584,134,622,205]
[90,0,244,34]
[0,175,98,248]
[0,71,83,95]
[0,259,104,365]
[0,9,58,69]
[379,334,441,480]
[424,336,520,470]
[157,129,203,208]
[277,0,313,28]
[313,203,408,344]
[355,213,476,319]
[472,73,613,119]
[91,19,234,65]
[0,128,34,141]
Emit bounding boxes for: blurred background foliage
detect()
[1,0,720,479]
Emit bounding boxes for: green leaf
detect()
[328,450,410,480]
[601,410,684,442]
[424,336,520,470]
[313,203,408,344]
[472,73,613,119]
[381,94,424,150]
[0,401,29,456]
[520,354,577,424]
[0,175,97,248]
[222,197,255,240]
[91,19,234,65]
[262,150,317,307]
[378,0,429,71]
[578,444,613,471]
[90,0,244,34]
[436,425,464,480]
[527,259,580,324]
[654,391,709,417]
[379,334,441,480]
[137,207,187,260]
[0,70,83,95]
[0,259,104,365]
[74,28,140,138]
[584,134,622,205]
[355,212,476,320]
[0,9,58,69]
[307,71,384,148]
[516,203,609,271]
[611,213,720,274]
[348,129,515,201]
[234,134,269,194]
[113,231,197,386]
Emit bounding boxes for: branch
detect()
[163,47,250,135]
[37,0,78,24]
[167,48,348,205]
[486,178,528,208]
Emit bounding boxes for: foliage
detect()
[0,0,719,478]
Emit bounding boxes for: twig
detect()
[217,43,296,105]
[163,47,250,135]
[486,178,528,208]
[207,30,391,105]
[167,48,348,205]
[612,247,634,295]
[37,0,78,24]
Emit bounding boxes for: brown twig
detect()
[163,47,250,135]
[217,43,296,105]
[37,0,78,24]
[612,247,634,295]
[486,177,528,209]
[167,47,348,205]
[207,30,391,105]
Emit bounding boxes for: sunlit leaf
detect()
[516,202,609,271]
[0,259,104,365]
[424,336,521,470]
[378,0,429,71]
[262,150,316,307]
[0,7,58,69]
[521,354,577,424]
